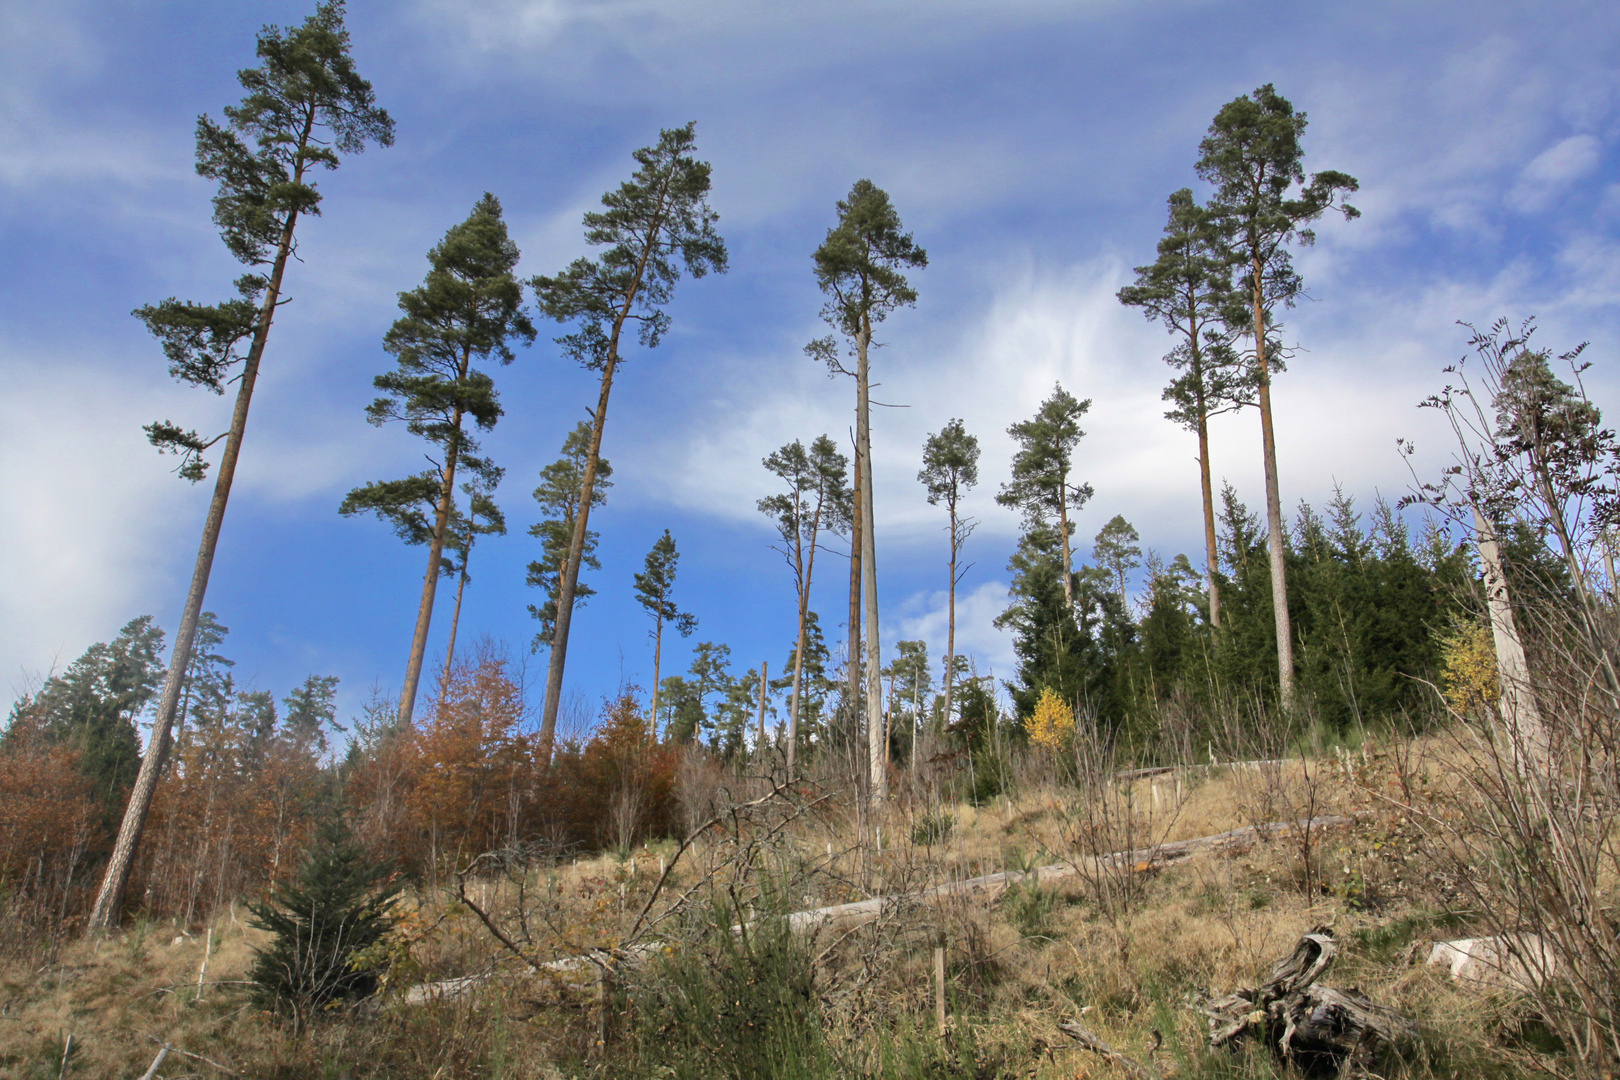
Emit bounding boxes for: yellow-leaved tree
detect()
[1024,687,1074,754]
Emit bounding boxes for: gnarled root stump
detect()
[1198,927,1416,1077]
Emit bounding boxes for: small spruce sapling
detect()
[249,819,399,1022]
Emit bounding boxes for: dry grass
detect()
[0,738,1549,1078]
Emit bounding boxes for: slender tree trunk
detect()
[1193,361,1222,627]
[89,123,315,932]
[539,354,618,762]
[942,492,959,753]
[1251,263,1295,707]
[1058,485,1074,610]
[1474,504,1546,763]
[400,388,466,725]
[847,441,863,758]
[858,325,886,803]
[650,612,664,738]
[537,204,666,762]
[788,503,819,771]
[437,528,475,712]
[756,661,768,757]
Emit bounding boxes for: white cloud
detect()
[891,579,1017,684]
[1511,134,1603,212]
[0,353,195,692]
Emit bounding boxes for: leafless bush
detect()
[674,744,723,838]
[1037,708,1182,928]
[1403,318,1620,1078]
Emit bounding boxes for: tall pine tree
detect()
[807,180,927,802]
[347,193,535,726]
[92,2,393,930]
[1197,84,1358,707]
[531,123,727,762]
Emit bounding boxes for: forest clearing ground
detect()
[0,736,1541,1079]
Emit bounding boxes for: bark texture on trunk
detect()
[649,613,664,740]
[1251,270,1294,706]
[89,140,312,932]
[846,441,863,762]
[941,501,958,758]
[858,327,886,803]
[1191,348,1222,628]
[1058,485,1074,611]
[1473,504,1546,760]
[437,539,471,712]
[400,391,465,726]
[756,661,768,757]
[538,354,618,761]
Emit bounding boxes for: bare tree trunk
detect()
[858,326,886,803]
[1196,398,1222,628]
[435,506,476,715]
[650,611,664,739]
[756,661,768,757]
[943,495,959,748]
[788,507,814,772]
[539,354,618,762]
[401,386,468,725]
[847,441,863,759]
[537,204,667,762]
[89,128,314,932]
[1251,268,1294,707]
[1058,483,1074,610]
[1473,504,1546,761]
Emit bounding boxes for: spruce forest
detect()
[3,3,1618,1078]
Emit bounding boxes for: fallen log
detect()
[1198,927,1415,1076]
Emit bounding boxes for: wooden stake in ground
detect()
[934,938,947,1035]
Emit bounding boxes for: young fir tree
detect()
[1092,514,1143,610]
[528,421,612,650]
[531,123,728,762]
[347,194,535,727]
[997,385,1095,610]
[758,435,852,769]
[918,418,979,733]
[1117,188,1251,626]
[634,530,699,735]
[92,0,393,932]
[806,180,927,803]
[248,818,399,1023]
[437,479,506,692]
[1197,84,1359,707]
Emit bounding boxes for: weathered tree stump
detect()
[1197,927,1416,1077]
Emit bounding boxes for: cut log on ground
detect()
[1198,927,1416,1077]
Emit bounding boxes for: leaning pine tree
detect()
[89,1,393,932]
[530,123,727,762]
[346,193,536,725]
[807,180,927,803]
[1196,83,1358,706]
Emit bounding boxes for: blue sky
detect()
[3,0,1617,732]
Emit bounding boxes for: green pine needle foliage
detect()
[248,819,400,1016]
